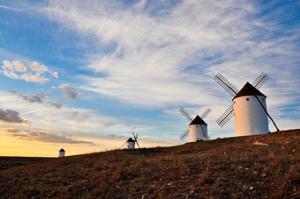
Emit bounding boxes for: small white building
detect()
[59,148,65,157]
[188,115,208,142]
[233,82,269,136]
[127,138,135,149]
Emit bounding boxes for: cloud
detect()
[43,0,300,139]
[1,60,58,84]
[20,93,44,103]
[45,1,299,107]
[5,128,94,144]
[59,84,79,99]
[45,2,300,108]
[0,109,25,123]
[10,90,63,109]
[0,4,22,12]
[49,102,63,109]
[0,90,132,137]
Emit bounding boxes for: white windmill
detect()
[214,72,279,136]
[179,108,211,142]
[120,132,140,149]
[59,148,65,157]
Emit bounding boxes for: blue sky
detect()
[0,0,299,156]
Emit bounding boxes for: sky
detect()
[0,0,299,157]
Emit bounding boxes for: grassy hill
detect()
[0,129,299,199]
[0,157,50,171]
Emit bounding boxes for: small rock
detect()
[261,173,266,177]
[245,167,249,171]
[253,141,268,146]
[249,186,254,190]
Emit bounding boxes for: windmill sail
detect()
[214,73,239,96]
[180,129,189,140]
[252,72,269,89]
[119,141,127,149]
[216,105,234,127]
[179,108,193,121]
[132,132,140,148]
[200,108,212,119]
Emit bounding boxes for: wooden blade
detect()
[180,129,189,140]
[253,72,268,89]
[200,108,211,119]
[135,140,140,148]
[216,105,234,127]
[132,132,138,140]
[132,132,140,148]
[179,108,193,121]
[119,141,127,149]
[214,73,238,97]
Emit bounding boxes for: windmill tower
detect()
[127,137,136,149]
[121,132,140,149]
[179,108,211,142]
[59,148,65,157]
[214,72,279,136]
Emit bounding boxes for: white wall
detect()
[233,95,269,136]
[189,124,208,142]
[59,151,65,157]
[127,142,135,149]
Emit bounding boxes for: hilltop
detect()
[0,129,299,199]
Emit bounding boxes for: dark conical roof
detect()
[233,82,266,100]
[59,148,65,152]
[189,115,207,125]
[127,137,135,142]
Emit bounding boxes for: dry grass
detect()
[0,129,300,199]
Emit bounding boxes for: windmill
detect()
[58,148,65,157]
[120,131,140,149]
[179,107,211,142]
[214,72,279,136]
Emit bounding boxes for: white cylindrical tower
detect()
[127,138,135,149]
[188,115,208,142]
[59,148,65,157]
[189,124,208,142]
[233,82,269,136]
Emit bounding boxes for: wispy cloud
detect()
[0,90,136,137]
[10,90,63,109]
[1,60,58,84]
[0,109,25,123]
[59,84,79,99]
[0,4,22,12]
[5,128,94,144]
[45,0,300,111]
[42,0,300,139]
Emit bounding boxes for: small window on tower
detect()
[246,98,249,101]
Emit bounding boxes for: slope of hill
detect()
[0,157,50,171]
[0,129,299,199]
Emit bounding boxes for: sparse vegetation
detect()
[0,129,299,198]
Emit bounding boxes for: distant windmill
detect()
[214,72,279,136]
[179,108,211,142]
[120,132,140,149]
[59,148,65,157]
